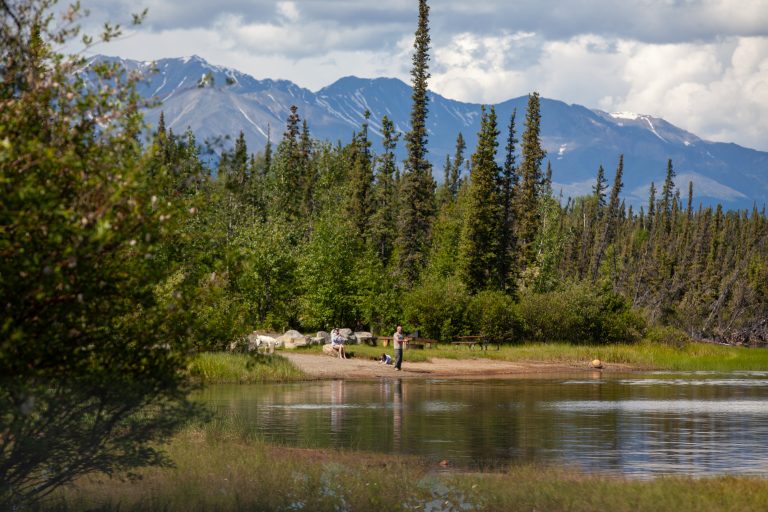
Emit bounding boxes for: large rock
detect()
[277,329,309,349]
[283,329,303,339]
[355,331,374,345]
[247,333,261,352]
[317,331,331,343]
[322,343,337,357]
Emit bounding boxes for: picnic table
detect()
[450,335,502,350]
[375,336,439,349]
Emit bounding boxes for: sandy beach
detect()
[280,352,631,379]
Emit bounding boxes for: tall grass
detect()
[187,352,306,384]
[45,425,768,511]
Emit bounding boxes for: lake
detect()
[196,371,768,477]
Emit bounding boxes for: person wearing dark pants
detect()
[393,324,407,371]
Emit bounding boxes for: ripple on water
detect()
[550,399,768,414]
[563,378,768,387]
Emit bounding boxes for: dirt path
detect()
[281,352,629,380]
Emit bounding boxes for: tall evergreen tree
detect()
[647,181,657,230]
[659,158,676,233]
[349,111,374,237]
[458,105,501,293]
[515,92,546,269]
[396,0,435,286]
[270,105,304,220]
[370,116,400,262]
[449,132,466,198]
[591,154,624,280]
[498,110,518,291]
[263,126,272,177]
[592,164,608,210]
[229,130,248,190]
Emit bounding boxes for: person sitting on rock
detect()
[331,328,348,359]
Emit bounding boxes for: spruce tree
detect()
[263,126,272,177]
[396,0,435,286]
[349,111,374,237]
[498,110,518,291]
[591,154,624,280]
[370,116,400,262]
[230,130,248,190]
[647,181,657,230]
[660,158,676,232]
[450,132,466,198]
[515,92,546,269]
[458,105,501,293]
[592,164,608,210]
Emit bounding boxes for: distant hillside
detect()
[94,55,768,210]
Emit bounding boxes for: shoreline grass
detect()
[187,352,307,384]
[45,423,768,512]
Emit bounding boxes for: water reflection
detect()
[196,373,768,477]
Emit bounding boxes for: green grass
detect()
[187,352,307,384]
[330,340,768,371]
[44,423,768,512]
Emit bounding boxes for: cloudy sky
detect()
[77,0,768,150]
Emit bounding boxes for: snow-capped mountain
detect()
[97,55,768,210]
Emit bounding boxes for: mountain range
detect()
[96,55,768,210]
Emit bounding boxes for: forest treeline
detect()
[151,93,768,347]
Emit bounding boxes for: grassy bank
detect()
[45,422,768,512]
[187,352,307,383]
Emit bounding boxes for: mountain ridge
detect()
[97,54,768,209]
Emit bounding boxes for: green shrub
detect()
[517,282,645,343]
[464,290,521,341]
[401,277,468,340]
[644,325,691,349]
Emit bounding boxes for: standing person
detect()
[393,324,408,371]
[331,328,348,359]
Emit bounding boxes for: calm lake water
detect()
[196,372,768,477]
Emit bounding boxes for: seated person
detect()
[331,328,348,359]
[379,353,392,365]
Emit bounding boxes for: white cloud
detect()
[426,32,768,151]
[276,1,300,23]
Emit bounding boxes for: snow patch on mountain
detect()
[643,117,667,142]
[610,112,640,121]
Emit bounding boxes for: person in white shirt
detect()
[331,328,348,359]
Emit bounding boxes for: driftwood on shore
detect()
[717,319,768,347]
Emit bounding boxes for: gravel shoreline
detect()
[280,352,632,380]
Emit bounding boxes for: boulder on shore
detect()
[355,331,374,345]
[322,343,338,357]
[277,329,309,349]
[246,333,261,352]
